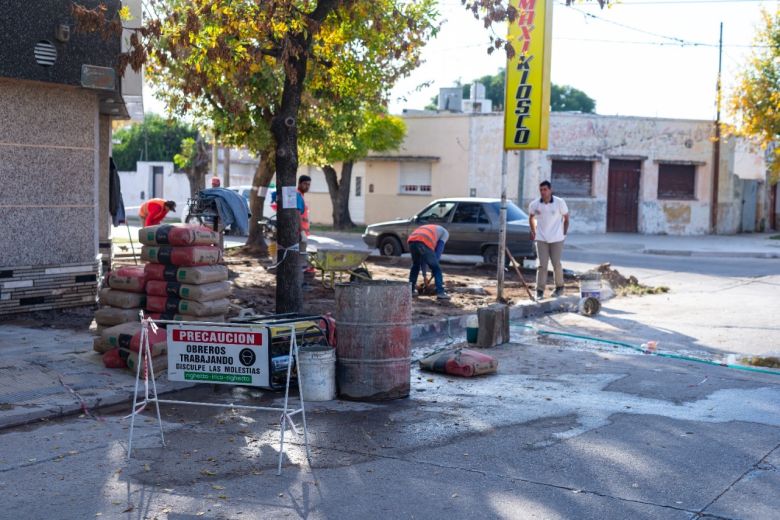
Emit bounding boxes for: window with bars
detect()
[399,162,432,195]
[658,163,696,200]
[550,160,593,197]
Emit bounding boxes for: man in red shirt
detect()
[139,198,176,226]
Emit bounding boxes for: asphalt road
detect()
[316,232,779,358]
[1,331,778,520]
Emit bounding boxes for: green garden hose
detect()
[512,322,780,377]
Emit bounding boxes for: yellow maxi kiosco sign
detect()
[503,0,553,150]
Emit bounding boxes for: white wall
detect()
[120,161,189,211]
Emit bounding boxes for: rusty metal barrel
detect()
[335,281,412,401]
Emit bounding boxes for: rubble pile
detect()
[588,263,669,296]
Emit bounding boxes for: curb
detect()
[0,381,196,432]
[642,249,780,259]
[411,295,579,342]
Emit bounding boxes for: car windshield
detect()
[491,202,528,222]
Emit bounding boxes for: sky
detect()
[143,0,778,123]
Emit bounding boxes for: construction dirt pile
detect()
[225,251,580,320]
[590,263,669,296]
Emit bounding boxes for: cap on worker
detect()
[164,200,177,212]
[211,177,221,187]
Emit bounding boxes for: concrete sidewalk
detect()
[566,232,780,259]
[0,298,577,431]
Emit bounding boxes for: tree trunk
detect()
[323,163,355,230]
[270,0,344,313]
[271,40,308,313]
[244,151,275,256]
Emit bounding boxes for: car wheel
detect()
[378,236,403,256]
[482,245,498,265]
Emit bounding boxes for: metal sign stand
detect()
[126,318,311,476]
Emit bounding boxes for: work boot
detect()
[553,286,565,297]
[536,290,544,300]
[411,286,418,298]
[436,292,451,301]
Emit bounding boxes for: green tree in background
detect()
[112,113,196,171]
[426,69,596,113]
[728,8,780,183]
[301,109,406,229]
[550,84,596,113]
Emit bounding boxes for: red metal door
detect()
[607,160,641,232]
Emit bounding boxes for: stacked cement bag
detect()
[95,265,147,332]
[140,224,230,323]
[94,322,168,373]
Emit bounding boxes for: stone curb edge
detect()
[411,295,580,341]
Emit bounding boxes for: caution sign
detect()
[167,324,270,387]
[503,0,553,150]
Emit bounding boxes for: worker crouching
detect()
[408,224,450,300]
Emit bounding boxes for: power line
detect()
[561,3,775,48]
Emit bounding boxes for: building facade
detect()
[0,0,138,315]
[303,111,771,235]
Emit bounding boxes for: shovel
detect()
[505,250,535,302]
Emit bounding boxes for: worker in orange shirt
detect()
[407,224,450,300]
[139,198,176,227]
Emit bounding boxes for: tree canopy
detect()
[426,69,596,113]
[114,0,439,311]
[728,8,780,182]
[111,113,196,171]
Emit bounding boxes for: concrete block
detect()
[476,303,509,348]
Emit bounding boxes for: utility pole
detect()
[224,145,231,187]
[211,133,218,189]
[711,22,723,234]
[497,150,508,301]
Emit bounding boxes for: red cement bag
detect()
[146,295,231,317]
[145,280,231,301]
[101,322,167,353]
[419,348,498,377]
[108,266,147,293]
[102,348,128,369]
[141,245,222,266]
[147,312,225,323]
[139,224,219,246]
[144,264,229,284]
[99,288,146,309]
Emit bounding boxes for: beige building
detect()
[304,111,771,235]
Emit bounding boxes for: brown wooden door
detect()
[607,160,641,232]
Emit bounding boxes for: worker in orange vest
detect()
[138,198,176,227]
[297,175,314,273]
[408,224,450,300]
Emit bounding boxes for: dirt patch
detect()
[740,355,780,369]
[589,263,669,297]
[225,251,579,321]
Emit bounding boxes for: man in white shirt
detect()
[528,180,570,299]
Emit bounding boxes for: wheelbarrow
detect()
[308,247,373,289]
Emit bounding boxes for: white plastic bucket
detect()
[297,346,336,401]
[580,273,602,300]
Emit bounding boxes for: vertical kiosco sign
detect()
[503,0,553,150]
